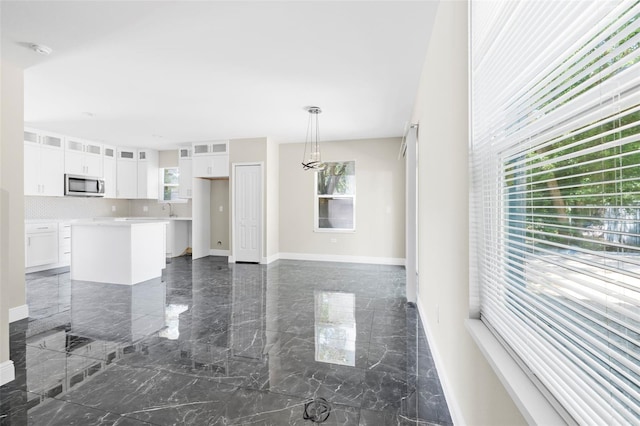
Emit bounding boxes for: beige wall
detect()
[159,149,178,168]
[279,138,405,261]
[412,2,525,424]
[210,180,230,250]
[1,61,25,366]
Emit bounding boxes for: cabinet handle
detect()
[27,237,31,246]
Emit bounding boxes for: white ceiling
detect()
[1,1,437,149]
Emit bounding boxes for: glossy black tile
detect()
[1,256,452,425]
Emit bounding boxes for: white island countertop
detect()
[79,218,170,226]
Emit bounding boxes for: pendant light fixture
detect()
[301,106,325,171]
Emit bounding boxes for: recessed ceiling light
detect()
[29,43,52,55]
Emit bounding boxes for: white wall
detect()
[1,60,25,378]
[266,138,279,261]
[279,138,405,263]
[412,2,526,424]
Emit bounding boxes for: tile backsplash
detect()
[129,199,192,218]
[25,197,192,220]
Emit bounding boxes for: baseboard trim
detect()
[0,360,15,386]
[278,252,405,266]
[209,249,230,257]
[416,298,465,426]
[263,253,280,264]
[9,304,29,322]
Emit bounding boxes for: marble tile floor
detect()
[1,256,452,426]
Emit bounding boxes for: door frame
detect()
[230,162,264,264]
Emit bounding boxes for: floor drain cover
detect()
[303,397,331,423]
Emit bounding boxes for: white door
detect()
[234,164,261,263]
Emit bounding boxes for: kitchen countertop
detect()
[73,219,170,226]
[26,217,192,223]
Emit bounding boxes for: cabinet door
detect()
[192,156,211,178]
[65,150,85,175]
[192,143,210,156]
[178,158,193,198]
[24,143,41,196]
[40,145,65,196]
[137,149,158,199]
[210,155,229,177]
[84,143,103,177]
[103,157,117,198]
[26,231,59,267]
[117,160,137,198]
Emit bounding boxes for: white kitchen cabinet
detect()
[25,223,59,267]
[64,137,103,177]
[137,149,159,199]
[116,148,137,199]
[24,129,65,197]
[58,222,72,267]
[178,147,192,198]
[103,145,117,198]
[192,141,229,178]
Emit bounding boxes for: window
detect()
[471,1,640,424]
[159,167,182,202]
[315,161,355,231]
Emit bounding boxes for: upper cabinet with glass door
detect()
[192,141,229,178]
[24,128,65,196]
[178,147,193,198]
[64,137,103,177]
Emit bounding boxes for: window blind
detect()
[470,1,640,423]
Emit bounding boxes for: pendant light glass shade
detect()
[302,106,325,171]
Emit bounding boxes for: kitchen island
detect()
[71,219,167,285]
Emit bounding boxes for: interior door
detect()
[234,164,261,263]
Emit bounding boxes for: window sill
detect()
[313,228,355,233]
[465,319,567,425]
[157,199,188,204]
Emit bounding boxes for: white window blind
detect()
[470,1,640,423]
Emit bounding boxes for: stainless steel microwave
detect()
[64,174,105,197]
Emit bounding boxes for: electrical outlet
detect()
[143,206,148,212]
[111,205,116,212]
[330,238,337,243]
[219,205,223,212]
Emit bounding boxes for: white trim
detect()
[0,360,15,386]
[209,249,230,256]
[465,319,565,426]
[314,161,357,233]
[9,304,29,322]
[263,253,280,264]
[278,252,405,266]
[231,162,264,263]
[416,297,465,426]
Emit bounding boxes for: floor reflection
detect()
[315,291,356,366]
[1,256,452,426]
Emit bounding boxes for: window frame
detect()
[314,161,356,233]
